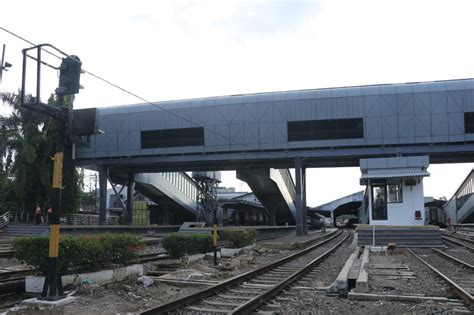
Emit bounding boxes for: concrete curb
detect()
[348,292,455,303]
[327,248,359,294]
[355,246,369,293]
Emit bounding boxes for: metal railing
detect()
[0,211,10,229]
[7,211,35,223]
[160,172,198,201]
[455,170,474,211]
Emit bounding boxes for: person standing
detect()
[47,207,52,224]
[35,205,42,225]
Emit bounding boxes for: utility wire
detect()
[1,26,295,163]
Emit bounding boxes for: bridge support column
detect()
[222,207,228,226]
[162,202,170,225]
[98,166,108,225]
[295,157,307,236]
[302,167,307,234]
[126,173,135,225]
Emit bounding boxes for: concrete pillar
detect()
[367,179,373,224]
[223,207,228,226]
[302,167,308,235]
[98,166,108,225]
[268,207,276,226]
[162,202,170,225]
[126,173,135,225]
[295,157,304,236]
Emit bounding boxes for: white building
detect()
[360,156,430,226]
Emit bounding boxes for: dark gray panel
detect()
[203,107,217,126]
[414,92,431,114]
[272,101,287,121]
[258,102,273,123]
[259,122,274,144]
[448,112,464,135]
[431,91,448,113]
[273,121,287,143]
[105,132,118,154]
[398,115,415,138]
[415,115,431,137]
[364,95,382,117]
[204,126,216,147]
[397,93,414,115]
[117,132,130,150]
[382,116,398,138]
[244,123,259,144]
[447,90,464,112]
[130,131,140,150]
[431,113,448,136]
[244,103,259,123]
[215,105,230,123]
[365,117,383,139]
[381,94,398,116]
[215,125,230,146]
[230,124,244,145]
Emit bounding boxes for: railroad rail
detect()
[140,229,351,314]
[408,248,474,307]
[442,234,474,251]
[431,248,474,270]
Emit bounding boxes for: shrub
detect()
[220,228,257,248]
[12,233,143,274]
[161,233,213,258]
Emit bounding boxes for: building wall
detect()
[369,181,425,226]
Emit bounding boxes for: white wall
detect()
[369,180,425,226]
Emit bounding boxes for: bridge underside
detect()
[79,143,474,173]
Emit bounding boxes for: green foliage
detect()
[220,228,257,248]
[161,233,213,258]
[0,92,83,213]
[12,233,143,274]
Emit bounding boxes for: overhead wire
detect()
[1,26,296,164]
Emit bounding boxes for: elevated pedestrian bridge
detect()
[75,78,474,226]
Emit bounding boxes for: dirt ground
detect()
[2,231,471,314]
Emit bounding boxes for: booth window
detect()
[372,185,388,220]
[387,184,403,203]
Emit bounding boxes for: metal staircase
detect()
[237,168,297,225]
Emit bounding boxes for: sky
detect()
[1,0,474,206]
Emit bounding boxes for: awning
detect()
[360,169,430,184]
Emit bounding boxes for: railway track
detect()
[442,234,474,251]
[408,248,474,308]
[140,229,351,314]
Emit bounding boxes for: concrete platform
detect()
[357,225,442,247]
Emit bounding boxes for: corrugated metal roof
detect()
[360,170,430,180]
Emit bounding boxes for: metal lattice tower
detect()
[192,172,221,224]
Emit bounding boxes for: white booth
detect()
[360,156,430,226]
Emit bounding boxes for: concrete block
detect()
[221,248,242,257]
[355,247,370,293]
[22,295,76,307]
[327,248,359,294]
[26,264,143,293]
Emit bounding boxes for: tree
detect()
[0,91,82,214]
